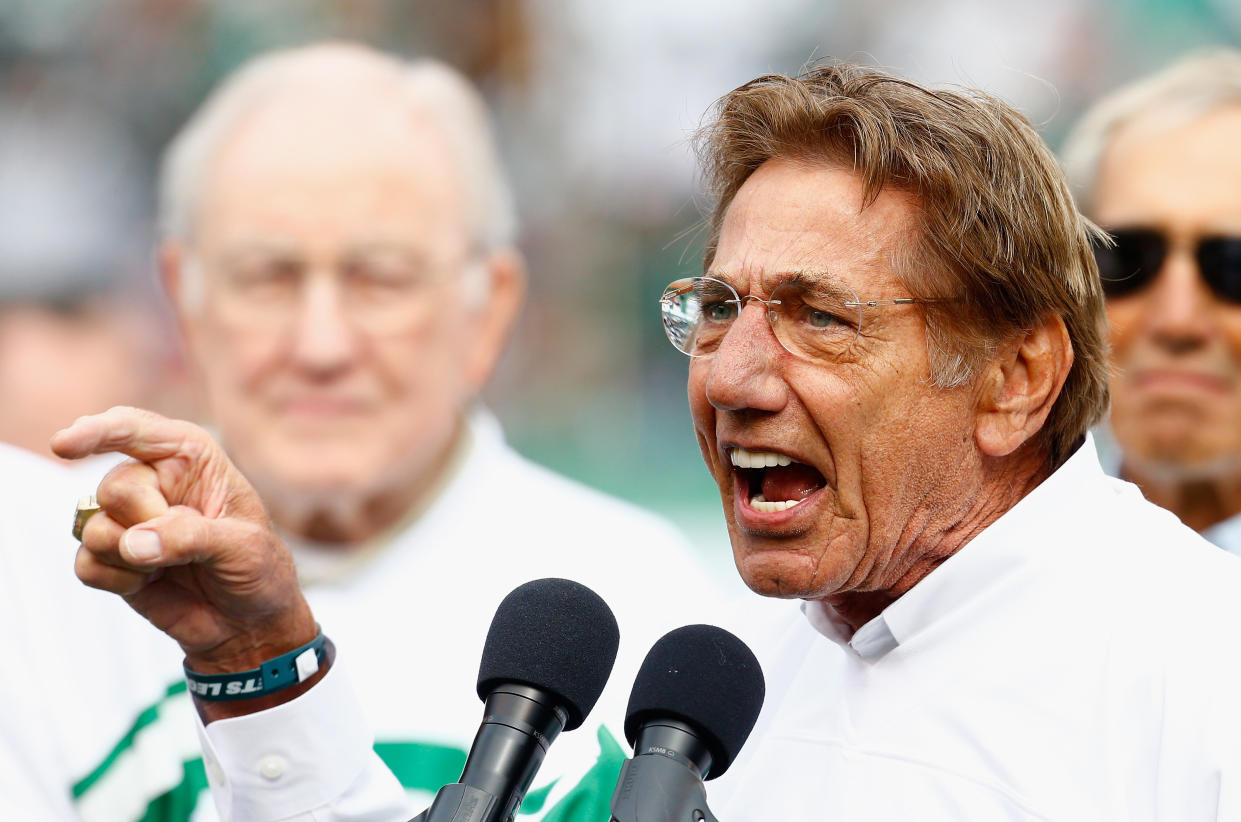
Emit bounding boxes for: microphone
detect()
[411,578,620,822]
[610,625,765,822]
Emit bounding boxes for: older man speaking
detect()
[671,63,1241,820]
[33,42,716,821]
[53,61,1241,820]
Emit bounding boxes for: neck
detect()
[825,445,1052,634]
[1121,461,1241,534]
[263,418,469,545]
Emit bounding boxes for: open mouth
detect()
[730,446,827,513]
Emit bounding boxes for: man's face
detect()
[1094,105,1241,477]
[689,159,983,601]
[173,88,501,510]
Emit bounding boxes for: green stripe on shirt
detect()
[73,683,618,821]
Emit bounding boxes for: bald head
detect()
[160,43,515,253]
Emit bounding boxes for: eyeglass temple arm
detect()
[844,298,921,308]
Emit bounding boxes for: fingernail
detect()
[123,530,162,563]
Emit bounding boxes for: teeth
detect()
[730,447,793,469]
[749,494,803,513]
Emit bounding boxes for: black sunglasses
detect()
[1091,228,1241,303]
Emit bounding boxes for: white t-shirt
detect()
[0,443,188,821]
[711,435,1241,821]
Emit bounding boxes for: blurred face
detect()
[172,88,503,516]
[0,301,165,458]
[1094,106,1241,477]
[689,159,983,600]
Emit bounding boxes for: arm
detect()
[51,407,411,820]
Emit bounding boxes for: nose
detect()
[1144,247,1217,355]
[289,272,360,375]
[703,301,789,414]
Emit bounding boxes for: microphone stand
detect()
[409,684,565,822]
[608,719,722,822]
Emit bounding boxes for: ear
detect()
[158,241,198,344]
[464,248,526,392]
[973,313,1073,458]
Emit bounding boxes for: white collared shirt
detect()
[711,435,1241,821]
[192,407,726,820]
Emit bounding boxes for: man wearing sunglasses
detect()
[1063,51,1241,556]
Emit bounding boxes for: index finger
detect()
[50,407,208,464]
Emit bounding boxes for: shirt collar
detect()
[285,404,495,585]
[803,434,1104,659]
[1202,511,1241,558]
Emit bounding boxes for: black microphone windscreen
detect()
[476,578,619,731]
[624,624,765,778]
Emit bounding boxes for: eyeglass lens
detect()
[660,277,862,360]
[208,250,455,332]
[1092,228,1241,303]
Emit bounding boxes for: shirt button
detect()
[258,754,287,781]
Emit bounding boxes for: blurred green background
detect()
[1,0,1238,579]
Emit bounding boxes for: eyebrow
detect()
[216,241,432,265]
[779,271,856,300]
[215,241,300,265]
[705,268,856,299]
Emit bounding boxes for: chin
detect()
[1123,416,1235,472]
[246,446,375,494]
[1130,441,1241,483]
[734,549,836,600]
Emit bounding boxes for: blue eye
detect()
[703,301,738,322]
[800,306,843,329]
[808,309,834,328]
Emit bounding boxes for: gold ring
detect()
[73,495,101,542]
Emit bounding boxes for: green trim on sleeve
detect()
[72,681,189,799]
[72,684,599,822]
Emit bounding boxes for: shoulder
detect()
[1091,473,1241,599]
[1066,476,1241,690]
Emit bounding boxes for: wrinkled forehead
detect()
[701,267,863,301]
[197,98,469,253]
[705,159,923,299]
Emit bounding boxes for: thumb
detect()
[120,506,287,587]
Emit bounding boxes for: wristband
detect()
[185,629,329,702]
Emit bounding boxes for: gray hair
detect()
[159,42,517,253]
[1062,49,1241,213]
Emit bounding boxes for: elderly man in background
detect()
[58,60,1241,820]
[1061,50,1241,556]
[25,42,718,821]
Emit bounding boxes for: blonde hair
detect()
[1062,49,1241,212]
[697,62,1110,467]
